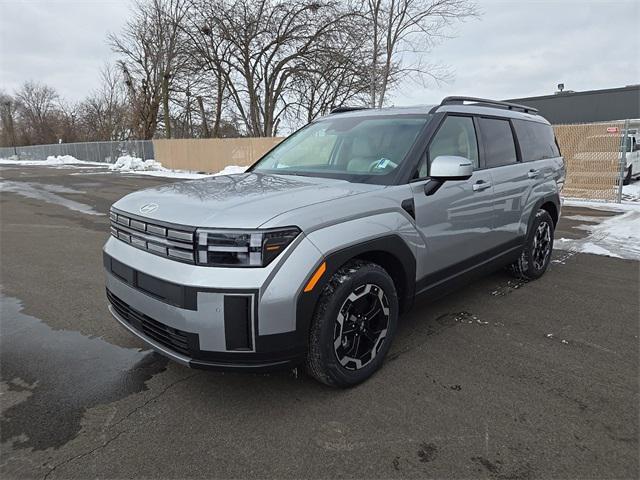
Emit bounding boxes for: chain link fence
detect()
[554,120,636,202]
[0,140,154,164]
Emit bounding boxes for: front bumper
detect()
[107,296,301,371]
[103,234,323,371]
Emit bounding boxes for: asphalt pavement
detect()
[1,165,638,479]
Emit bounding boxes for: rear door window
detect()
[513,119,560,161]
[478,118,518,168]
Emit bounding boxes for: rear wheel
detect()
[509,209,554,280]
[306,260,398,387]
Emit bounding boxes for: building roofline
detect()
[505,84,640,103]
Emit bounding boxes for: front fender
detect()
[294,212,419,346]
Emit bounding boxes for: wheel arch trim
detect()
[529,193,561,235]
[295,234,416,349]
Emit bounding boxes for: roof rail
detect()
[433,96,539,114]
[330,106,370,114]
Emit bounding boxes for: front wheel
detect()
[306,260,398,388]
[509,209,555,280]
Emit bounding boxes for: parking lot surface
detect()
[1,165,638,479]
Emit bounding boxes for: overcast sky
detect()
[1,0,639,106]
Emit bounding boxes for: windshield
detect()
[251,114,430,184]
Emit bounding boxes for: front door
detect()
[411,115,496,288]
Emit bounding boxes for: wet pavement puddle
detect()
[0,180,103,216]
[0,294,167,450]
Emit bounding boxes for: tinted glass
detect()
[478,118,518,168]
[252,115,430,184]
[418,115,478,177]
[513,119,560,161]
[430,116,479,166]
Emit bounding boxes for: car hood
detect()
[112,172,382,229]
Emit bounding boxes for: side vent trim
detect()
[224,295,253,351]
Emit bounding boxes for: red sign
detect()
[606,127,619,133]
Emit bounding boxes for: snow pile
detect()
[622,181,640,202]
[46,155,85,164]
[0,155,106,166]
[3,151,250,180]
[106,155,248,179]
[213,165,248,176]
[109,155,167,172]
[555,210,640,260]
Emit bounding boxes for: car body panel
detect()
[111,172,381,229]
[410,171,496,279]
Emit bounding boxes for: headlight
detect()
[196,227,300,267]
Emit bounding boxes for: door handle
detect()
[472,180,492,192]
[527,169,540,178]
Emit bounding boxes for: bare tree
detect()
[194,0,354,137]
[15,81,60,144]
[79,64,129,141]
[56,100,82,143]
[3,0,480,145]
[289,19,371,125]
[183,0,235,137]
[109,0,190,139]
[363,0,477,108]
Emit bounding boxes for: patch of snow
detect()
[213,165,248,176]
[579,242,622,258]
[109,155,166,172]
[562,198,640,212]
[2,153,249,181]
[555,210,640,260]
[0,155,107,166]
[109,156,248,179]
[561,215,603,222]
[622,180,640,201]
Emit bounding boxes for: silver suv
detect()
[104,97,565,387]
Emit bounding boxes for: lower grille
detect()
[107,290,198,357]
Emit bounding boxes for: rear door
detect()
[511,118,563,225]
[477,117,529,247]
[411,114,496,282]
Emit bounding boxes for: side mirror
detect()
[429,155,473,181]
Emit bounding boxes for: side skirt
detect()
[414,239,524,303]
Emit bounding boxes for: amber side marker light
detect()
[304,261,326,292]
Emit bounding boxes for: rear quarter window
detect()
[513,119,560,161]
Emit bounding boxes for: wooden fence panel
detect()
[155,127,629,203]
[152,137,284,172]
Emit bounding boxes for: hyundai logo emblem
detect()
[139,203,159,214]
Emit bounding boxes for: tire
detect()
[623,166,632,185]
[306,260,398,388]
[509,209,555,281]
